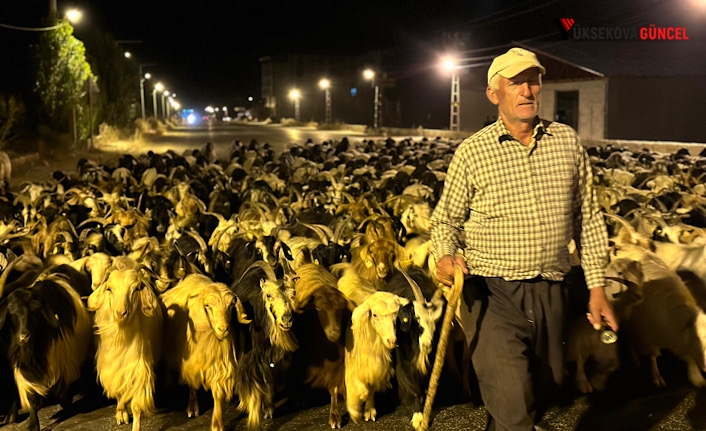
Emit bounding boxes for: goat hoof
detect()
[329,412,342,428]
[576,378,593,394]
[364,408,377,422]
[115,409,129,425]
[411,412,424,430]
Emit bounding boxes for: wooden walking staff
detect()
[418,264,465,431]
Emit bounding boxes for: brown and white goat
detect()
[87,256,164,431]
[345,291,409,423]
[290,263,355,428]
[161,274,250,431]
[609,245,706,388]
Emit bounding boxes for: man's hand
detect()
[435,254,469,287]
[586,285,618,332]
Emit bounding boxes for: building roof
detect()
[518,39,706,78]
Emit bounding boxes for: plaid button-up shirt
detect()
[430,118,609,289]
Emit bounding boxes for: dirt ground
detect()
[9,139,141,192]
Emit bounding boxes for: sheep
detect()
[288,263,355,428]
[0,264,93,431]
[232,261,298,431]
[160,273,250,431]
[345,291,409,423]
[86,256,164,431]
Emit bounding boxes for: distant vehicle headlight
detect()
[187,113,198,125]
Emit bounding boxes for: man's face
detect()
[487,68,542,124]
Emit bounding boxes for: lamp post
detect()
[318,78,331,124]
[443,56,460,132]
[162,90,170,121]
[289,89,301,122]
[363,69,380,129]
[152,82,164,119]
[139,69,151,119]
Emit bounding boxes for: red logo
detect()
[559,18,575,32]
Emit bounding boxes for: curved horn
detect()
[235,295,253,324]
[238,260,277,284]
[397,264,426,304]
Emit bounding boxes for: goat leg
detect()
[131,406,141,431]
[115,398,130,424]
[686,358,706,388]
[211,392,224,431]
[574,355,594,394]
[25,392,40,431]
[263,384,274,420]
[187,388,200,417]
[329,387,341,428]
[649,352,667,387]
[363,391,376,422]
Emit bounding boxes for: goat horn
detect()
[239,260,277,284]
[0,253,25,297]
[300,222,331,246]
[234,296,252,324]
[397,263,426,304]
[183,229,208,252]
[605,275,640,292]
[603,212,637,233]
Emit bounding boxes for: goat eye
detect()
[266,293,273,301]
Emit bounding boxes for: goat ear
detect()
[87,286,104,311]
[141,285,159,317]
[359,245,373,268]
[0,302,7,330]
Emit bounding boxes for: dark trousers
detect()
[462,277,566,431]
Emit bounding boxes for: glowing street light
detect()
[152,82,164,119]
[442,55,460,132]
[363,69,380,129]
[65,8,83,24]
[289,88,301,122]
[319,78,331,124]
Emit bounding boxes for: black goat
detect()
[0,264,93,431]
[232,261,297,431]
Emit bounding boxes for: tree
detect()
[33,20,96,141]
[0,95,24,148]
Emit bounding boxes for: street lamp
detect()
[289,89,301,122]
[363,69,380,129]
[442,56,460,132]
[318,78,331,124]
[65,8,83,24]
[152,82,164,119]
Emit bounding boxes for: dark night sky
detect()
[4,0,706,112]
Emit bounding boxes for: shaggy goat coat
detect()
[345,291,408,423]
[87,256,164,431]
[161,274,241,431]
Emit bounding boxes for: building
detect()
[461,40,706,143]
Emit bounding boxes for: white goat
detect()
[345,291,409,423]
[160,274,250,431]
[87,256,164,431]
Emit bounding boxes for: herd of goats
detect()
[0,136,705,431]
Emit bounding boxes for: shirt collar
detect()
[497,117,552,144]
